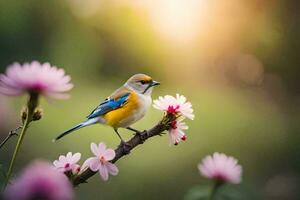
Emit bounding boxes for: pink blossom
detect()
[198,153,242,184]
[168,119,188,145]
[82,142,118,181]
[4,160,74,200]
[53,152,81,174]
[153,94,194,120]
[0,61,73,99]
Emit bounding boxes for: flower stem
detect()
[209,181,223,200]
[4,93,39,188]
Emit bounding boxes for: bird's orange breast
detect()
[103,92,140,128]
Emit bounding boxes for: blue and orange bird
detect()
[54,74,160,142]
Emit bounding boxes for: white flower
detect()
[168,119,188,145]
[53,152,81,173]
[153,94,194,120]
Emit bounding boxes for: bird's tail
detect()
[54,118,99,141]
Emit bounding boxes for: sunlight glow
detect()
[139,0,210,43]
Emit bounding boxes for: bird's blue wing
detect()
[87,93,130,119]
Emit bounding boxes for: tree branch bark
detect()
[72,122,168,186]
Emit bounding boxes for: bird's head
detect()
[125,74,160,95]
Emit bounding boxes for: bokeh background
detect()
[0,0,300,199]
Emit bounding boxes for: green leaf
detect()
[216,185,247,200]
[184,185,210,200]
[184,184,252,200]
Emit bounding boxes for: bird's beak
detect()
[151,80,160,87]
[143,80,160,94]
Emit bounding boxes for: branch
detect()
[0,126,22,149]
[72,122,168,186]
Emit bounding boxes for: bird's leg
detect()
[114,128,131,154]
[126,127,142,135]
[114,128,125,142]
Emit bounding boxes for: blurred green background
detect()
[0,0,300,199]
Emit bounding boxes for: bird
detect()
[54,74,160,143]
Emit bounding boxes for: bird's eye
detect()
[140,80,146,84]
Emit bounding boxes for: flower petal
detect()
[198,153,242,184]
[66,152,72,159]
[58,155,66,162]
[99,163,109,181]
[83,157,100,172]
[53,160,61,168]
[104,149,116,161]
[0,61,73,99]
[90,143,99,156]
[71,153,81,164]
[98,143,106,154]
[90,159,101,172]
[106,162,119,176]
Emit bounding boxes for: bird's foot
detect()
[134,129,146,137]
[127,127,143,136]
[119,140,132,155]
[138,130,148,144]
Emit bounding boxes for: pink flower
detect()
[4,160,74,200]
[198,153,242,184]
[168,119,188,145]
[53,152,81,174]
[153,94,194,120]
[82,142,119,181]
[0,61,73,99]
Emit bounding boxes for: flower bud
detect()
[20,107,27,124]
[32,108,43,121]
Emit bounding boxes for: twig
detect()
[72,122,168,186]
[0,126,22,149]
